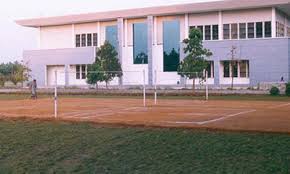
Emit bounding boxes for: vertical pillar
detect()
[64,65,70,87]
[284,16,287,37]
[117,18,124,85]
[37,27,41,49]
[218,11,223,40]
[214,60,220,86]
[180,14,189,86]
[97,22,101,47]
[72,24,75,48]
[272,7,276,38]
[147,16,154,86]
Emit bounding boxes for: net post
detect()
[143,69,146,107]
[154,69,157,105]
[54,70,58,119]
[205,70,209,101]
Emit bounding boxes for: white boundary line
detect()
[268,103,290,109]
[165,109,257,125]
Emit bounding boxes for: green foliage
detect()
[285,83,290,96]
[178,28,212,79]
[87,41,122,87]
[270,86,280,96]
[0,61,30,86]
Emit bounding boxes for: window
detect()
[206,61,214,78]
[232,61,238,77]
[81,65,86,79]
[276,22,285,37]
[197,26,204,40]
[76,65,87,80]
[231,24,238,39]
[240,60,249,78]
[223,24,230,40]
[256,22,263,38]
[87,34,92,46]
[264,21,272,38]
[205,25,211,40]
[93,33,98,46]
[163,20,180,72]
[75,35,81,47]
[106,25,118,50]
[239,23,246,39]
[76,65,81,79]
[81,34,86,47]
[133,23,148,64]
[212,25,219,40]
[247,23,255,38]
[222,60,249,78]
[223,61,230,77]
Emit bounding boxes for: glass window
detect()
[76,65,80,79]
[87,34,92,46]
[276,22,285,37]
[264,21,272,38]
[223,24,230,40]
[256,22,263,38]
[133,23,148,64]
[75,35,81,47]
[212,25,219,40]
[240,60,249,78]
[248,23,255,38]
[205,25,211,40]
[232,61,238,77]
[163,20,180,72]
[93,33,98,46]
[239,23,246,39]
[206,61,214,78]
[223,61,230,78]
[81,65,86,79]
[106,25,118,50]
[81,34,86,47]
[197,26,204,40]
[231,24,238,39]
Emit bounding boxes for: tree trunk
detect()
[96,83,98,91]
[106,82,108,89]
[192,78,195,95]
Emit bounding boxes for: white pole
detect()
[154,70,157,105]
[54,70,58,119]
[205,71,209,101]
[143,69,146,107]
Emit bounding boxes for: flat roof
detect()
[16,0,290,28]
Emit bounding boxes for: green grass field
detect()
[0,120,289,174]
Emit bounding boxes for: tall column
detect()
[71,24,75,48]
[218,11,223,40]
[272,7,276,38]
[64,64,70,87]
[180,14,189,86]
[147,16,154,86]
[117,18,124,85]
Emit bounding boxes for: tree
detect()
[87,41,122,88]
[0,61,30,87]
[178,28,212,94]
[229,46,237,90]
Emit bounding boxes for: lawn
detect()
[0,120,289,174]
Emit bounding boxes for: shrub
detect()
[286,83,290,96]
[270,86,280,96]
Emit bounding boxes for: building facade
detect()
[16,0,290,87]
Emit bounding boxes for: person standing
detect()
[30,79,37,99]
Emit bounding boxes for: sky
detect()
[0,0,216,63]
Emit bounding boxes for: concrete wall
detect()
[222,8,272,23]
[23,47,95,86]
[204,38,289,86]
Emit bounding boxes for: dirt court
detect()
[0,97,290,133]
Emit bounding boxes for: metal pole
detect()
[205,71,209,101]
[143,69,146,107]
[54,70,58,119]
[154,70,157,105]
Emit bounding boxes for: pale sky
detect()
[0,0,216,63]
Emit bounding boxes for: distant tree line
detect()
[0,61,30,87]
